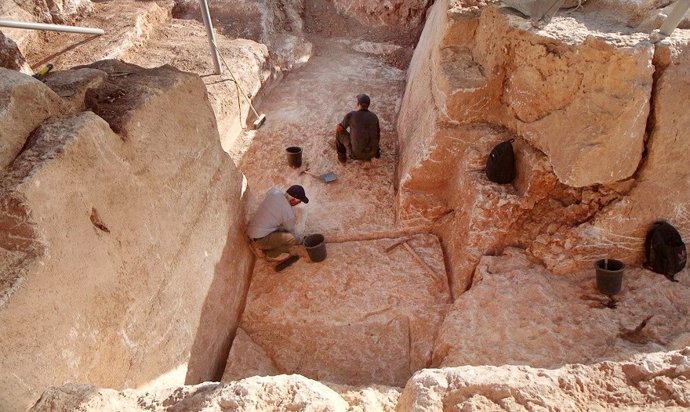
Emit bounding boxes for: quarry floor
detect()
[222,34,453,386]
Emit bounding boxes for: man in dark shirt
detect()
[335,94,381,163]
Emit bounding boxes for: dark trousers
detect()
[336,130,350,154]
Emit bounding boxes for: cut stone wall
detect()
[397,0,690,296]
[0,62,253,411]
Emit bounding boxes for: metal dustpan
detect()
[316,172,337,183]
[302,169,337,183]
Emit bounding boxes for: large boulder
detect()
[0,31,31,74]
[0,61,253,411]
[0,68,65,170]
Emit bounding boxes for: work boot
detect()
[275,255,300,272]
[337,150,347,164]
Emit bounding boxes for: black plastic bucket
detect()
[595,259,624,296]
[304,234,326,262]
[286,146,302,168]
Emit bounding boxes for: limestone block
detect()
[0,62,251,411]
[529,38,690,273]
[224,236,451,387]
[0,68,65,170]
[399,347,690,410]
[0,31,31,74]
[434,248,690,370]
[471,7,654,187]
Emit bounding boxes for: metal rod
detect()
[198,0,222,75]
[0,19,104,35]
[659,0,690,36]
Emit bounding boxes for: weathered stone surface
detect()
[30,376,354,411]
[0,68,65,170]
[452,6,653,187]
[397,0,690,295]
[44,68,107,112]
[400,347,690,410]
[172,0,312,71]
[0,31,31,74]
[29,347,690,411]
[398,1,654,213]
[0,62,252,411]
[0,0,94,51]
[29,378,403,411]
[120,19,271,152]
[331,0,434,29]
[4,0,94,24]
[224,235,451,387]
[22,0,169,70]
[434,248,690,369]
[586,0,690,31]
[529,37,690,274]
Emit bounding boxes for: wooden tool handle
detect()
[402,242,440,281]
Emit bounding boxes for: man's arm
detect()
[337,112,352,133]
[375,116,381,158]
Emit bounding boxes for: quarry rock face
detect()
[4,0,690,410]
[173,0,312,71]
[397,0,690,296]
[531,37,690,275]
[331,0,434,29]
[0,68,66,170]
[0,0,93,50]
[7,0,94,23]
[0,61,253,411]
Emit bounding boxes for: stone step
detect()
[223,234,451,387]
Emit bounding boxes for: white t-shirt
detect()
[247,187,296,239]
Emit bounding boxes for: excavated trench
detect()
[4,1,690,409]
[203,4,453,388]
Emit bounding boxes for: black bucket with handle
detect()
[286,146,302,168]
[304,234,326,262]
[595,258,624,296]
